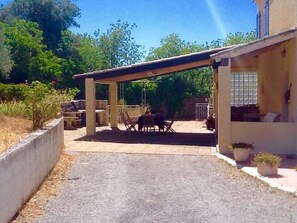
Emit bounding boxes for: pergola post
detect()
[213,69,219,138]
[85,78,96,136]
[217,58,231,154]
[109,82,118,128]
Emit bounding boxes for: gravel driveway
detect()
[34,153,297,223]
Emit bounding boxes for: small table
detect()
[63,116,80,129]
[137,114,164,131]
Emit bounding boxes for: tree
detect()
[0,20,62,83]
[97,20,145,69]
[0,29,13,81]
[145,34,209,116]
[95,20,145,100]
[0,0,80,51]
[223,31,256,46]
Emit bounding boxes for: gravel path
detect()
[34,153,297,223]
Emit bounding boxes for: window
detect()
[231,72,258,106]
[264,0,269,36]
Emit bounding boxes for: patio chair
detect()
[125,111,138,124]
[120,112,137,131]
[164,112,178,133]
[263,112,280,122]
[142,115,156,133]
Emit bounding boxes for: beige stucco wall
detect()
[257,39,297,122]
[217,60,231,154]
[270,0,297,35]
[231,122,297,154]
[287,38,297,122]
[255,0,297,37]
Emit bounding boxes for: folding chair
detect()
[120,112,137,131]
[164,112,178,133]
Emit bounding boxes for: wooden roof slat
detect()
[74,46,232,83]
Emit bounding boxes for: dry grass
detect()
[0,115,77,222]
[11,152,77,222]
[0,115,32,155]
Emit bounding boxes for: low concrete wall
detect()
[231,122,297,154]
[0,118,64,223]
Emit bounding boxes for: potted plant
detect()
[229,142,254,162]
[252,152,282,176]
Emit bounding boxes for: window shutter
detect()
[256,12,261,39]
[264,0,269,36]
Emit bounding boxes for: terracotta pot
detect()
[233,148,250,162]
[257,163,278,176]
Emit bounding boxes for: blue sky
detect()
[1,0,258,53]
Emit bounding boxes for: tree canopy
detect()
[0,20,62,83]
[0,29,13,80]
[0,0,80,51]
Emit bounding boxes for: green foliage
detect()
[97,20,145,68]
[223,31,256,46]
[0,83,29,101]
[0,20,62,83]
[24,81,78,130]
[229,142,254,150]
[0,29,13,80]
[0,0,80,51]
[252,153,282,167]
[0,100,27,117]
[145,34,210,116]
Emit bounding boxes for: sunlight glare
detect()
[205,0,227,39]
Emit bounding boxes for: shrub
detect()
[24,81,78,130]
[230,142,254,150]
[0,83,29,101]
[0,100,27,117]
[252,152,282,167]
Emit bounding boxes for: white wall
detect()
[0,118,64,223]
[231,122,297,154]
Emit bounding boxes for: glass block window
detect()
[231,72,258,106]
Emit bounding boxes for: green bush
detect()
[0,83,29,101]
[229,142,254,150]
[0,100,27,117]
[24,81,78,130]
[252,152,282,167]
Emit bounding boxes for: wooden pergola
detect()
[73,47,232,136]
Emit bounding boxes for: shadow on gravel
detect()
[74,130,216,147]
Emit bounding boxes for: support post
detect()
[217,59,231,154]
[85,78,96,136]
[109,82,118,128]
[213,69,219,139]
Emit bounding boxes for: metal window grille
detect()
[195,103,209,120]
[231,72,258,106]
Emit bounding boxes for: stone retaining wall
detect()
[0,118,64,223]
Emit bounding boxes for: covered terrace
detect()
[211,27,297,155]
[73,47,232,136]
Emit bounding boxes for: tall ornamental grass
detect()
[0,100,28,118]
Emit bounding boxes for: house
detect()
[74,0,297,156]
[211,0,297,154]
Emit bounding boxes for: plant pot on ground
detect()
[229,142,254,162]
[252,152,282,176]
